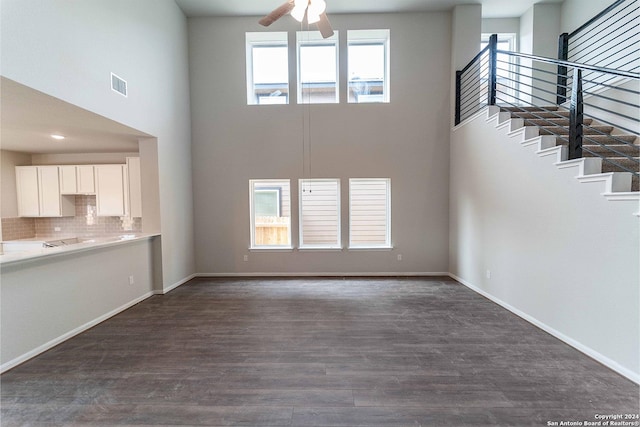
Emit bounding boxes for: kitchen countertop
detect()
[0,233,160,266]
[2,235,78,243]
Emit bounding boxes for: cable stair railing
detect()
[454,0,639,192]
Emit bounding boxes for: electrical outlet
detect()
[397,254,402,261]
[129,275,135,285]
[243,255,249,262]
[486,270,491,279]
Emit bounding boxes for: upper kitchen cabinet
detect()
[77,166,96,193]
[60,165,95,194]
[15,167,40,217]
[59,166,76,194]
[16,166,75,217]
[95,165,128,217]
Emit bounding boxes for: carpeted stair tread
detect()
[524,118,593,127]
[539,125,614,136]
[556,135,638,145]
[501,106,559,112]
[601,157,640,171]
[582,144,640,157]
[510,111,571,119]
[582,135,638,144]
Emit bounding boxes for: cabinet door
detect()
[127,157,142,218]
[77,165,95,193]
[16,166,40,217]
[38,166,62,217]
[59,166,78,194]
[95,165,125,216]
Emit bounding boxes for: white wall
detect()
[561,0,612,34]
[451,5,482,70]
[482,18,520,35]
[531,4,562,59]
[519,3,562,105]
[449,111,640,381]
[0,150,31,218]
[0,0,195,289]
[189,13,452,275]
[1,238,157,370]
[451,5,482,123]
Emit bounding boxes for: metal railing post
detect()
[455,70,462,125]
[556,32,569,105]
[569,68,583,160]
[488,34,497,106]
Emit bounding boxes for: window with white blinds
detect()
[299,179,341,249]
[349,178,391,248]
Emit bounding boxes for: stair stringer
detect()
[478,107,640,210]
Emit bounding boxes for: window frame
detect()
[249,179,293,250]
[348,178,392,249]
[347,29,390,104]
[296,30,340,104]
[246,32,290,106]
[298,178,342,250]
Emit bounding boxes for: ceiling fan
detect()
[259,0,334,39]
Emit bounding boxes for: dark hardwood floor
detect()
[1,277,638,426]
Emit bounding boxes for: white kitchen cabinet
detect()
[15,167,40,217]
[39,166,65,216]
[15,166,75,217]
[95,165,128,217]
[59,165,95,194]
[126,157,142,218]
[77,165,95,193]
[59,166,77,194]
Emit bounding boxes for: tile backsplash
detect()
[2,195,141,241]
[1,217,36,241]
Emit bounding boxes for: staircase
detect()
[502,107,639,192]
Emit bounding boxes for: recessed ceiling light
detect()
[51,134,65,140]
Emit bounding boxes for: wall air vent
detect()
[111,72,128,97]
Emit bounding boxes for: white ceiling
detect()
[1,78,149,154]
[174,0,564,19]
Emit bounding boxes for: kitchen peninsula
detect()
[1,153,162,373]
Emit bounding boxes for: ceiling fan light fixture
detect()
[307,11,321,24]
[291,4,306,22]
[259,0,332,38]
[308,0,326,16]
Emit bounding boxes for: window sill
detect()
[298,246,343,252]
[248,246,394,252]
[249,247,294,252]
[348,246,394,251]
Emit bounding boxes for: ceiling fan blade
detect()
[259,1,295,27]
[316,13,334,38]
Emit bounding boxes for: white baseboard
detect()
[155,273,198,295]
[195,272,450,278]
[0,291,154,374]
[449,273,640,385]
